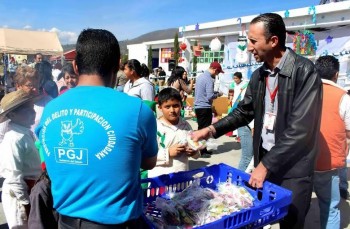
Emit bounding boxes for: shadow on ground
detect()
[189,160,210,170]
[216,141,241,153]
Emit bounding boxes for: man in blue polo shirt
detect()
[194,61,223,158]
[36,29,158,228]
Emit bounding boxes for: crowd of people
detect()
[0,12,348,229]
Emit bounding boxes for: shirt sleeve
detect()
[2,138,30,204]
[339,93,350,130]
[141,84,155,101]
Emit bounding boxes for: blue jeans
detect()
[314,170,340,229]
[339,167,348,191]
[237,126,253,171]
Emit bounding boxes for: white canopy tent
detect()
[0,28,63,55]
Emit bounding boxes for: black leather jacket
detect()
[213,49,322,178]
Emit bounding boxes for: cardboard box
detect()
[186,96,229,116]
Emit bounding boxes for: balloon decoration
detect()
[325,35,333,44]
[179,43,187,63]
[292,30,317,55]
[180,43,187,51]
[193,42,203,57]
[308,5,317,25]
[284,10,290,18]
[236,36,248,63]
[195,23,200,31]
[210,37,222,52]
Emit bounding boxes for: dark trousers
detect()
[268,174,313,229]
[195,108,213,154]
[59,214,149,229]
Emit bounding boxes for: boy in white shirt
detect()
[0,90,41,228]
[148,88,200,178]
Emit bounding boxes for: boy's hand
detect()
[169,144,186,157]
[184,147,197,157]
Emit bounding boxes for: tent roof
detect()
[50,49,76,61]
[0,28,63,55]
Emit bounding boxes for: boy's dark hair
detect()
[75,29,120,84]
[157,87,182,106]
[251,13,286,48]
[315,55,339,80]
[233,71,242,79]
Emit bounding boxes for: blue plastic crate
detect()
[142,163,292,229]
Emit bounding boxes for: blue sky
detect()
[0,0,319,44]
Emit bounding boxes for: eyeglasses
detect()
[23,84,34,88]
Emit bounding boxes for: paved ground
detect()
[0,118,349,228]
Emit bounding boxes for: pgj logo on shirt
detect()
[54,147,88,165]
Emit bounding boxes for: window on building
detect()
[160,48,174,63]
[197,50,225,63]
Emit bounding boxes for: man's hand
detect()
[191,127,211,142]
[169,144,186,157]
[248,162,268,188]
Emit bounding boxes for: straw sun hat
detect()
[0,90,40,123]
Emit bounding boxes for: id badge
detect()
[263,112,276,131]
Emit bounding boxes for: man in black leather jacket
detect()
[192,13,322,229]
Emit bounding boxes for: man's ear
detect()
[72,60,79,76]
[333,72,339,83]
[270,35,279,48]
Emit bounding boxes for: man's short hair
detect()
[157,87,182,106]
[251,13,286,48]
[75,29,120,81]
[35,53,43,62]
[315,55,339,80]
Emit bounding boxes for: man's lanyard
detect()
[265,76,278,112]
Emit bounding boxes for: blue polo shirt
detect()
[194,70,218,109]
[36,86,158,224]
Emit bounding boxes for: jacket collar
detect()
[259,48,296,80]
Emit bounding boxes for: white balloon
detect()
[210,37,222,52]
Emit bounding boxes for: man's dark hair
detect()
[35,53,43,58]
[75,29,120,84]
[250,13,286,48]
[157,87,182,106]
[233,72,243,79]
[315,55,339,80]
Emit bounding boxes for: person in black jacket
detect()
[192,13,322,229]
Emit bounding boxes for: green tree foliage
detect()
[148,45,152,70]
[173,32,179,66]
[193,40,198,76]
[121,53,128,65]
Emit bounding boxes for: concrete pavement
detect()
[0,118,349,228]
